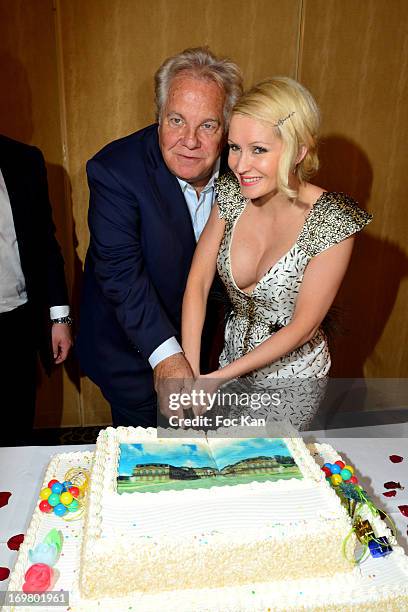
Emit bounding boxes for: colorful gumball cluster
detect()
[322,461,358,487]
[39,479,80,517]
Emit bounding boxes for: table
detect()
[1,430,407,593]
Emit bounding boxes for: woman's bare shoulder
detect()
[299,182,326,208]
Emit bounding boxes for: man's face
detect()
[158,74,225,192]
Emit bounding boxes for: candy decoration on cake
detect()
[38,468,89,520]
[322,462,358,488]
[63,467,89,495]
[22,563,54,593]
[398,505,408,517]
[28,529,62,566]
[61,467,90,520]
[322,461,395,562]
[39,499,53,513]
[44,528,63,552]
[368,536,393,557]
[28,542,59,566]
[23,529,63,593]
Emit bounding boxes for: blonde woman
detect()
[182,77,371,429]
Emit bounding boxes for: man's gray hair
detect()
[154,47,243,130]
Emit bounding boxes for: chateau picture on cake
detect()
[117,438,302,493]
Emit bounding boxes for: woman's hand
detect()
[189,372,224,416]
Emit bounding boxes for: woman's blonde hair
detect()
[232,77,320,198]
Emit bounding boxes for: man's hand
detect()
[52,323,73,365]
[154,353,194,421]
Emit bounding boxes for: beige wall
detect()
[1,0,407,425]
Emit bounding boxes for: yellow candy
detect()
[331,474,342,486]
[60,491,74,506]
[39,487,52,500]
[344,465,354,475]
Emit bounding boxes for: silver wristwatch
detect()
[51,316,73,326]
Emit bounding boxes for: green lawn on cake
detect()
[117,465,302,494]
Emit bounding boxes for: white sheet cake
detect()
[5,426,408,611]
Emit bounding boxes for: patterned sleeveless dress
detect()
[215,172,372,429]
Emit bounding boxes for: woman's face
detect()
[228,114,284,201]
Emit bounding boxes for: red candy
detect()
[398,505,408,517]
[7,534,24,551]
[47,479,59,489]
[383,490,397,497]
[0,567,10,581]
[335,460,345,469]
[69,486,80,498]
[22,563,53,593]
[389,455,403,463]
[322,467,332,477]
[39,500,53,513]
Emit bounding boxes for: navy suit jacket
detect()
[0,135,68,371]
[77,124,207,405]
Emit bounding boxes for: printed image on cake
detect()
[4,425,408,611]
[117,437,302,493]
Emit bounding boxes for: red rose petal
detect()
[389,455,403,463]
[384,481,404,489]
[383,490,397,497]
[0,567,10,580]
[7,534,24,551]
[398,505,408,517]
[0,492,12,508]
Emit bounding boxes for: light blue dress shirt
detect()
[148,160,220,368]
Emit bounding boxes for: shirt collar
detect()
[176,157,220,195]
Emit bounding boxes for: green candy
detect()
[67,499,79,512]
[44,528,63,553]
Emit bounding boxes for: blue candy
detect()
[368,537,392,558]
[331,464,341,474]
[28,542,58,566]
[53,503,67,517]
[62,480,73,491]
[51,482,63,495]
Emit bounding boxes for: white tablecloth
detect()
[1,430,407,592]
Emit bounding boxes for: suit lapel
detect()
[146,128,196,254]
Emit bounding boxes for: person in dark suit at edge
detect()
[0,135,72,446]
[77,47,243,427]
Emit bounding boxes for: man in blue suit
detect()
[77,48,242,426]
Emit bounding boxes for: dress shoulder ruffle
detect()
[215,171,246,222]
[297,192,372,257]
